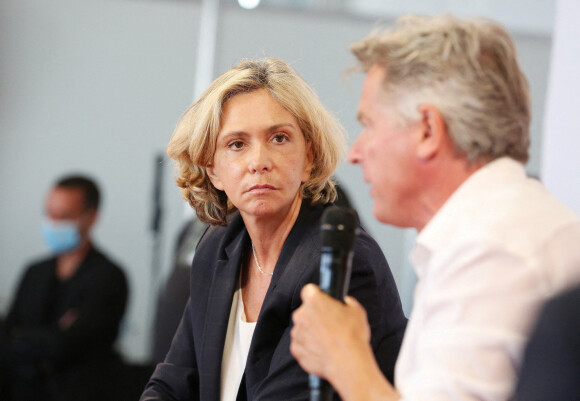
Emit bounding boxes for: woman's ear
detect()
[206,165,224,191]
[416,104,448,161]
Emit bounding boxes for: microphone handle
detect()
[309,248,353,401]
[309,375,334,401]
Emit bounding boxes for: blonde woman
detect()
[141,58,406,401]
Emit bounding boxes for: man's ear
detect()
[206,165,224,191]
[416,104,448,161]
[81,208,98,237]
[87,208,98,226]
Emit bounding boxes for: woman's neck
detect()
[240,195,304,322]
[243,194,304,261]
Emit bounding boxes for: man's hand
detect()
[291,284,399,401]
[58,308,79,331]
[290,284,370,377]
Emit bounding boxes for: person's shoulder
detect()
[451,174,580,255]
[10,255,56,291]
[88,246,127,278]
[508,177,578,227]
[23,254,56,275]
[354,226,386,258]
[546,284,580,315]
[305,202,384,257]
[195,211,245,259]
[291,201,325,234]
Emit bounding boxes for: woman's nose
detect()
[248,143,273,174]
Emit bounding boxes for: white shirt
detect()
[395,157,580,401]
[220,286,257,401]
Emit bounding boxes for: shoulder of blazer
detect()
[195,211,246,262]
[195,202,329,261]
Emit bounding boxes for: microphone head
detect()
[321,206,358,250]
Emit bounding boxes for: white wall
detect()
[347,0,554,36]
[0,0,201,363]
[0,0,554,362]
[541,0,580,216]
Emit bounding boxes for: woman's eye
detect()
[227,140,244,150]
[272,134,288,144]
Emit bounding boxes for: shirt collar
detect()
[410,157,526,276]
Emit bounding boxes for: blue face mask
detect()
[41,219,81,254]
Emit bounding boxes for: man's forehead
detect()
[363,67,391,99]
[359,68,392,110]
[47,187,85,208]
[367,64,390,87]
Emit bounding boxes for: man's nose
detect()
[347,136,363,164]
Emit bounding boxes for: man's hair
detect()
[167,57,347,226]
[55,175,101,210]
[351,14,531,163]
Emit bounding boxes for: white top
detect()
[220,286,257,401]
[395,157,580,401]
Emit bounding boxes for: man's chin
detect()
[372,204,399,226]
[372,204,387,223]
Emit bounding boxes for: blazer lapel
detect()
[199,228,248,400]
[262,202,322,306]
[267,202,321,290]
[245,203,323,397]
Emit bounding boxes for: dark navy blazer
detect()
[141,202,407,401]
[512,284,580,401]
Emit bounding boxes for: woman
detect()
[141,58,406,400]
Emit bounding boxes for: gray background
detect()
[0,0,553,363]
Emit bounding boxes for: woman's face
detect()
[207,89,312,221]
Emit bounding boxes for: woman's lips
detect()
[247,184,276,193]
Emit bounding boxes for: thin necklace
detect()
[251,242,273,277]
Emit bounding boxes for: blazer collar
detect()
[200,226,247,400]
[200,202,324,399]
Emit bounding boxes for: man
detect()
[0,175,128,401]
[290,14,580,401]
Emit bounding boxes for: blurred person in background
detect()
[0,175,128,401]
[141,58,407,401]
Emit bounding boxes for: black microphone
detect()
[309,206,359,401]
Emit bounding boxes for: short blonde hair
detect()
[167,58,347,226]
[351,14,531,163]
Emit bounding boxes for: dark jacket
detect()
[141,202,406,401]
[0,246,128,401]
[512,284,580,401]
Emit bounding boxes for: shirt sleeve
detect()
[397,239,544,401]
